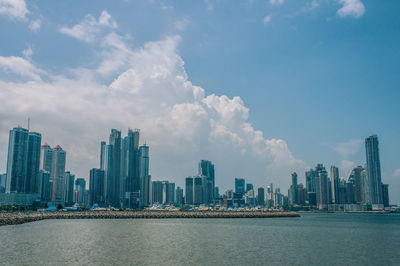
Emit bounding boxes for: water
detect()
[0,213,399,265]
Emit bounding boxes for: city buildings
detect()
[0,125,391,211]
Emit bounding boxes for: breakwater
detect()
[0,211,299,226]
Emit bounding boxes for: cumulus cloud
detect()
[0,55,45,81]
[337,0,365,18]
[0,0,28,20]
[263,14,272,24]
[0,12,305,190]
[59,10,117,43]
[334,139,363,158]
[269,0,284,6]
[0,0,41,31]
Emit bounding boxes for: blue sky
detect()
[0,0,399,203]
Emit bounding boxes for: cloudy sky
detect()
[0,0,399,203]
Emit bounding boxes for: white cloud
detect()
[59,10,117,43]
[0,0,40,31]
[334,139,363,158]
[263,14,272,24]
[0,55,44,81]
[269,0,284,6]
[337,0,365,18]
[0,30,305,191]
[0,0,28,20]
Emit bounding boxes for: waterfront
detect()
[0,213,399,265]
[0,211,299,226]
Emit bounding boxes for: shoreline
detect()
[0,211,300,226]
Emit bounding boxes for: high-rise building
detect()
[138,144,150,207]
[126,129,140,193]
[257,187,265,206]
[315,164,329,210]
[100,141,106,170]
[330,166,339,204]
[89,168,105,206]
[194,177,203,205]
[106,129,122,207]
[51,145,66,203]
[39,170,52,203]
[185,177,194,205]
[6,127,42,194]
[382,184,389,207]
[289,172,298,205]
[235,178,245,194]
[0,173,6,193]
[305,169,317,204]
[199,160,215,204]
[64,171,75,206]
[365,135,383,205]
[151,181,163,205]
[175,186,184,206]
[75,178,86,206]
[40,143,53,172]
[349,166,365,204]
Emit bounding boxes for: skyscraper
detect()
[100,141,106,170]
[350,166,365,204]
[289,172,298,205]
[89,168,105,206]
[39,170,52,203]
[330,166,339,204]
[365,135,383,205]
[175,186,184,206]
[199,160,215,203]
[235,178,245,194]
[6,127,42,194]
[194,177,203,205]
[382,184,389,207]
[138,144,150,207]
[51,145,66,203]
[185,177,193,205]
[40,143,53,172]
[106,129,122,207]
[315,164,329,210]
[75,178,86,206]
[151,181,163,205]
[257,187,265,206]
[64,171,75,206]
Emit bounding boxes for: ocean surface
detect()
[0,213,399,265]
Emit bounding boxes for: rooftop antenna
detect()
[27,117,30,131]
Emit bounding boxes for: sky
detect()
[0,0,399,203]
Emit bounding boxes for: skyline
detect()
[0,0,399,203]
[0,124,391,209]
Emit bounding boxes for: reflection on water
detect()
[0,213,399,265]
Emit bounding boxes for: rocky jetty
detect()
[0,211,300,226]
